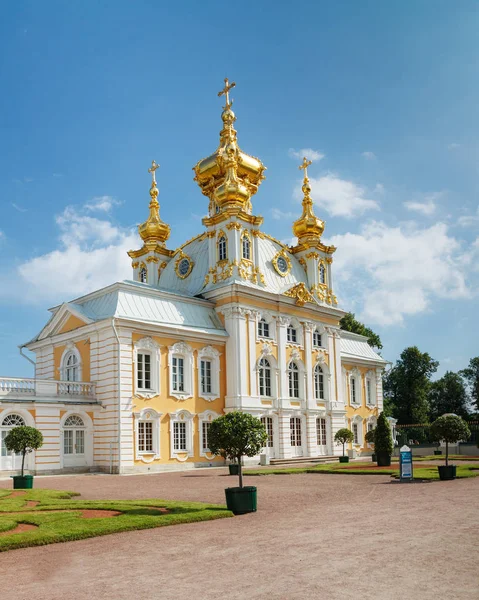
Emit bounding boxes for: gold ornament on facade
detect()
[272,249,292,277]
[193,79,266,219]
[174,250,195,280]
[283,282,315,307]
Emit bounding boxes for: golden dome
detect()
[193,79,266,211]
[292,158,325,244]
[138,182,171,245]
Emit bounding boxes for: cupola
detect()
[292,157,325,246]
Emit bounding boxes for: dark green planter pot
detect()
[339,456,349,463]
[371,453,377,462]
[228,464,239,476]
[438,465,456,481]
[225,486,257,515]
[12,475,34,489]
[376,452,391,467]
[434,450,442,456]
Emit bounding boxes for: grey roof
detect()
[340,331,387,365]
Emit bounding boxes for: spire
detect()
[193,78,266,220]
[292,157,325,245]
[137,160,171,246]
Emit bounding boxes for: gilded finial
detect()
[148,160,160,185]
[292,156,324,243]
[218,77,236,109]
[299,157,312,181]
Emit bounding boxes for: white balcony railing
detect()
[0,377,96,400]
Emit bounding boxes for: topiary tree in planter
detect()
[374,412,393,466]
[4,426,43,489]
[334,428,354,463]
[208,411,268,515]
[430,414,470,480]
[365,428,376,461]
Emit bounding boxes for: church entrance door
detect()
[261,416,275,458]
[290,417,303,457]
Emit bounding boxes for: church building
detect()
[0,80,387,474]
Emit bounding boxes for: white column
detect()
[303,321,314,410]
[278,412,293,459]
[376,367,384,411]
[326,330,337,404]
[220,307,249,409]
[247,310,260,399]
[276,316,289,405]
[306,413,319,457]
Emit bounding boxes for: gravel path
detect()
[0,468,477,600]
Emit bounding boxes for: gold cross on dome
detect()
[148,160,160,184]
[299,156,313,179]
[218,77,236,108]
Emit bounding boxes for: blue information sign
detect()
[399,445,413,481]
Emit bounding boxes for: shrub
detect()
[4,426,43,477]
[430,414,470,467]
[374,413,393,456]
[365,428,376,445]
[334,428,354,456]
[208,412,268,488]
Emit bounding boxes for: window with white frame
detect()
[287,325,297,344]
[314,364,324,400]
[316,417,327,446]
[65,353,79,382]
[353,422,359,444]
[365,370,376,405]
[241,232,251,260]
[313,330,322,348]
[218,234,227,262]
[168,342,194,400]
[60,344,82,382]
[197,346,220,401]
[352,417,363,446]
[261,416,274,448]
[169,411,194,459]
[202,421,211,452]
[349,370,360,405]
[288,361,300,398]
[1,414,26,458]
[259,358,272,397]
[63,415,85,456]
[199,411,218,456]
[258,318,270,339]
[134,408,161,461]
[319,262,326,284]
[134,337,160,397]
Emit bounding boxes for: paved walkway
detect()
[0,468,477,600]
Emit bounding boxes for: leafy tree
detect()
[334,428,354,457]
[430,414,470,467]
[429,371,470,421]
[339,312,382,349]
[4,426,43,477]
[383,346,438,428]
[208,412,267,489]
[460,357,479,412]
[374,412,393,455]
[365,428,376,445]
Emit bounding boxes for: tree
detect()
[429,371,470,421]
[430,415,470,467]
[460,357,479,412]
[365,428,376,445]
[374,412,393,456]
[208,412,268,489]
[4,426,43,477]
[383,346,439,428]
[339,312,382,349]
[334,428,354,457]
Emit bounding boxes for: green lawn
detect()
[0,489,232,552]
[246,463,479,480]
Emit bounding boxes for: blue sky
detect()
[0,1,478,377]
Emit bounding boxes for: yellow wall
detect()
[343,363,379,450]
[58,314,88,334]
[53,340,90,381]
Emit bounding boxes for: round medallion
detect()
[277,256,288,273]
[178,258,191,277]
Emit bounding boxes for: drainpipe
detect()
[111,319,122,475]
[19,345,36,378]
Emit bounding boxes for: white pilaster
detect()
[276,316,289,406]
[220,306,249,408]
[303,321,314,410]
[247,310,261,399]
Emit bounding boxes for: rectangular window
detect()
[258,320,270,338]
[261,417,274,448]
[174,422,187,451]
[289,370,299,398]
[287,326,297,343]
[353,423,359,444]
[350,377,356,404]
[172,357,185,392]
[138,421,153,453]
[137,352,151,389]
[313,331,322,347]
[63,430,73,455]
[366,379,373,404]
[316,418,327,446]
[290,418,302,447]
[202,421,211,452]
[75,430,85,455]
[200,360,212,394]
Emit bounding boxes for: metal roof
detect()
[340,331,387,364]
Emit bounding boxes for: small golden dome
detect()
[138,164,170,246]
[292,157,324,244]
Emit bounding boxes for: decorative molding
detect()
[283,283,315,307]
[272,249,292,277]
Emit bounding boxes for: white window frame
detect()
[312,329,323,348]
[316,417,327,446]
[352,416,363,447]
[218,233,228,262]
[256,312,275,342]
[197,346,220,401]
[60,343,82,382]
[256,349,277,399]
[168,342,194,400]
[288,360,305,399]
[314,364,325,400]
[241,230,252,261]
[287,325,297,344]
[284,317,303,347]
[260,415,275,449]
[349,368,361,406]
[257,318,270,339]
[133,408,162,462]
[133,337,161,398]
[258,357,272,397]
[169,410,195,460]
[365,370,376,406]
[198,410,218,457]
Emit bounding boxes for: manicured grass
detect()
[246,463,479,480]
[0,489,233,552]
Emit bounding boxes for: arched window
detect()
[314,364,324,400]
[259,358,272,397]
[1,414,26,459]
[2,414,25,427]
[63,414,85,456]
[139,267,148,283]
[64,415,84,428]
[218,234,227,262]
[241,232,251,260]
[288,361,299,398]
[319,263,326,284]
[287,325,297,344]
[65,353,79,382]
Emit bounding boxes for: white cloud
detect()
[295,173,380,218]
[458,206,479,227]
[271,208,296,220]
[448,143,460,150]
[10,202,139,304]
[84,195,120,212]
[404,192,445,216]
[375,183,385,193]
[329,221,472,326]
[288,148,325,162]
[361,151,376,160]
[0,231,4,241]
